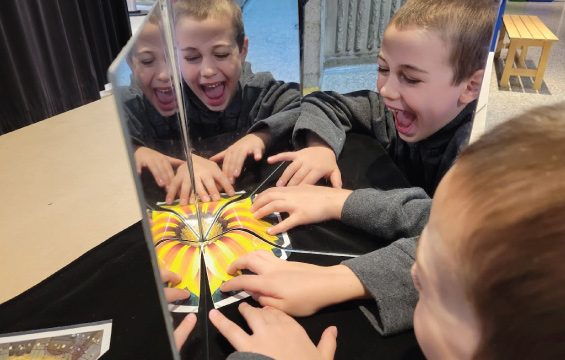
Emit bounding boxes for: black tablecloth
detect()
[0,133,425,360]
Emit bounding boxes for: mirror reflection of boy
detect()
[124,14,188,191]
[250,0,498,243]
[211,102,565,360]
[168,0,301,205]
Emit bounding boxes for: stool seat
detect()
[494,14,558,90]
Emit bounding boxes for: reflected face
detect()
[129,22,177,117]
[176,16,248,112]
[377,25,470,142]
[411,167,481,359]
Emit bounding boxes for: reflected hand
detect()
[209,302,337,360]
[166,154,235,205]
[159,268,196,350]
[250,185,352,235]
[268,133,341,188]
[220,250,368,317]
[210,129,271,185]
[134,146,185,188]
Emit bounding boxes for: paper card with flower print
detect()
[150,192,290,312]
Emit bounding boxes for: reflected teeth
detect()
[204,83,221,88]
[156,88,172,93]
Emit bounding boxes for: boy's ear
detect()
[240,36,249,64]
[459,69,484,104]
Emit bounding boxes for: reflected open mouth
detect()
[201,82,226,106]
[154,87,176,111]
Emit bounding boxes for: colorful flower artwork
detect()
[150,194,290,312]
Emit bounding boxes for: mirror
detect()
[109,0,303,358]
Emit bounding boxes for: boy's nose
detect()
[201,59,217,78]
[379,77,400,100]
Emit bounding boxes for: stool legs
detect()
[494,25,507,59]
[533,42,554,91]
[500,40,520,88]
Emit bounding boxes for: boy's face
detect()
[411,167,481,359]
[176,15,248,112]
[377,25,473,142]
[129,22,177,117]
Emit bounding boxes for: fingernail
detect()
[229,178,235,184]
[209,309,218,318]
[187,313,197,321]
[253,212,259,218]
[159,179,164,186]
[228,190,235,196]
[212,194,220,201]
[203,196,210,202]
[180,199,187,205]
[276,181,283,187]
[266,228,272,234]
[233,169,239,176]
[332,326,338,337]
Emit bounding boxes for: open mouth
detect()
[154,87,176,112]
[392,109,416,135]
[201,82,226,107]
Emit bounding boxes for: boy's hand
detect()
[210,129,272,185]
[134,146,185,188]
[166,154,235,205]
[220,250,369,317]
[250,185,352,235]
[159,268,196,351]
[209,302,337,360]
[269,133,341,188]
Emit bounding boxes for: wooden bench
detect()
[494,14,558,90]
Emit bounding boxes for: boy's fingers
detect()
[167,157,186,167]
[276,161,301,187]
[220,274,273,294]
[287,167,311,187]
[166,178,181,204]
[330,170,342,189]
[202,176,221,202]
[180,178,193,205]
[210,151,225,163]
[215,172,235,197]
[164,287,191,302]
[174,313,197,351]
[160,268,181,284]
[253,147,263,161]
[253,200,289,221]
[209,309,250,351]
[194,181,211,203]
[266,217,295,235]
[224,250,272,275]
[267,151,295,164]
[317,326,338,360]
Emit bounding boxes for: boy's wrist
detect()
[331,188,352,220]
[306,131,329,148]
[326,264,371,305]
[252,128,272,147]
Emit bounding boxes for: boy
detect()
[165,0,301,204]
[210,102,565,359]
[250,0,497,242]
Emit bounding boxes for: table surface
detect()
[0,96,142,303]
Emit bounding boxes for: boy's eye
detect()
[215,53,229,59]
[184,56,201,63]
[377,67,389,74]
[401,74,421,85]
[140,59,154,66]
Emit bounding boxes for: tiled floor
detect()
[486,1,565,130]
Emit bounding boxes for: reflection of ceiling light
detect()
[151,194,290,312]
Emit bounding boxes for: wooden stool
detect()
[494,14,558,90]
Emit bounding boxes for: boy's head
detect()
[377,0,497,142]
[412,102,565,359]
[127,13,177,117]
[174,0,248,112]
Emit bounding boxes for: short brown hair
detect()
[173,0,246,51]
[391,0,497,85]
[452,102,565,359]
